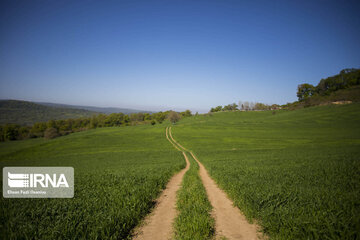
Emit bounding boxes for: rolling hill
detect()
[37,102,151,114]
[0,125,184,239]
[172,103,360,239]
[0,103,359,239]
[0,100,98,125]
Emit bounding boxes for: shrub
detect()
[4,124,19,141]
[168,111,181,124]
[44,127,60,140]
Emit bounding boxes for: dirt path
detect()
[168,127,189,152]
[168,127,261,240]
[133,129,190,240]
[166,127,181,151]
[190,151,260,240]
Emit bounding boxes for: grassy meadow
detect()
[172,103,360,240]
[0,125,185,239]
[1,103,359,239]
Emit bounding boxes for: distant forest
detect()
[0,109,191,142]
[0,100,97,125]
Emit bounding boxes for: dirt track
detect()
[133,132,190,240]
[169,127,260,240]
[134,127,261,240]
[190,151,259,240]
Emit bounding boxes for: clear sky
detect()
[1,0,359,112]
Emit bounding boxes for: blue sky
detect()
[1,0,359,112]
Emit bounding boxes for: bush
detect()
[4,124,19,141]
[168,111,181,124]
[44,127,60,140]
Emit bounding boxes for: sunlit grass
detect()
[173,103,360,239]
[0,125,185,239]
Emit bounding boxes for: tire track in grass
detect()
[133,127,189,240]
[167,127,215,239]
[173,152,215,240]
[166,126,182,151]
[169,127,261,240]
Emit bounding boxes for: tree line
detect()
[210,68,360,113]
[297,68,360,101]
[0,110,191,142]
[210,101,280,112]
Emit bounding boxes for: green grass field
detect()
[1,103,359,239]
[172,103,360,239]
[0,125,185,239]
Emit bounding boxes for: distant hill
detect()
[37,102,151,114]
[0,100,98,126]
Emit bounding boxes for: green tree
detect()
[254,103,269,110]
[230,103,238,110]
[47,119,57,129]
[223,103,238,111]
[123,115,130,125]
[0,126,4,142]
[18,126,30,139]
[144,113,152,121]
[180,110,192,117]
[215,106,222,112]
[297,84,315,101]
[96,114,107,127]
[130,113,144,122]
[153,112,166,124]
[105,113,124,126]
[90,116,98,128]
[315,68,360,95]
[30,122,47,137]
[210,106,222,112]
[4,124,19,141]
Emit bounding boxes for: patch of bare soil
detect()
[133,133,190,240]
[332,100,352,105]
[168,127,261,240]
[190,152,260,240]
